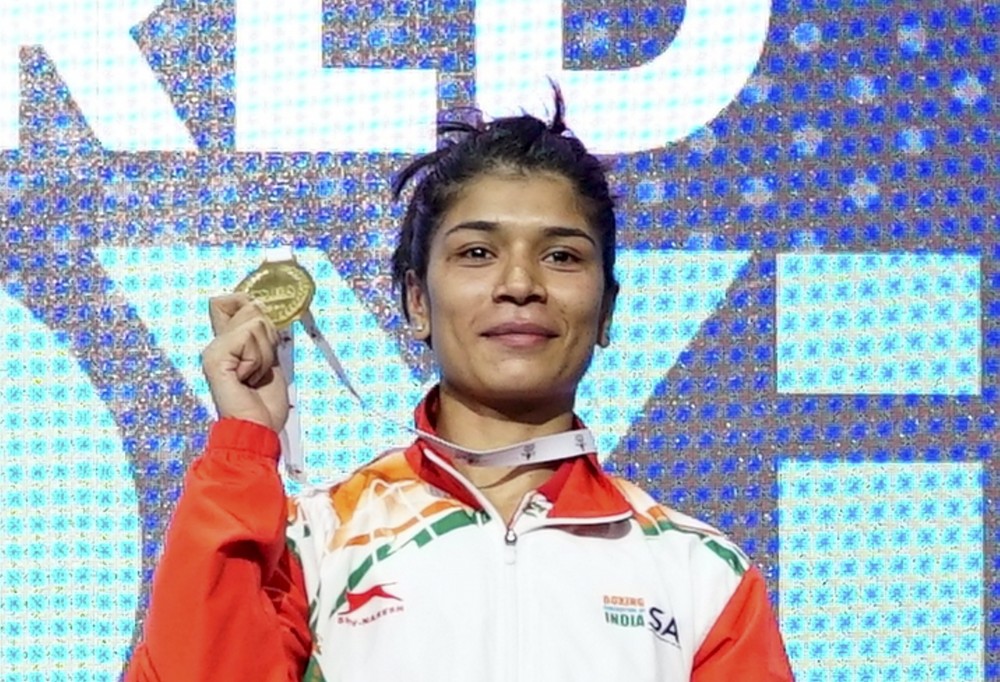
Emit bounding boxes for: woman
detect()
[125,94,794,681]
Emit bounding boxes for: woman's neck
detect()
[434,382,576,451]
[433,383,576,519]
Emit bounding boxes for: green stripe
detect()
[303,656,327,681]
[284,535,323,635]
[400,528,433,551]
[431,508,480,535]
[703,538,750,576]
[308,597,318,635]
[653,518,749,576]
[328,509,479,617]
[286,536,301,563]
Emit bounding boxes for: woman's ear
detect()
[406,270,431,341]
[598,320,613,348]
[597,287,617,348]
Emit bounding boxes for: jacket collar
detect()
[403,387,633,520]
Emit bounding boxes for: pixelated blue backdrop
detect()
[0,1,995,679]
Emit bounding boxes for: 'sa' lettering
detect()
[649,607,680,645]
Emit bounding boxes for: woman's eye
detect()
[459,246,492,259]
[545,250,581,264]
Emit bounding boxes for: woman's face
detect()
[407,171,614,410]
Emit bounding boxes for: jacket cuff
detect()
[208,418,282,462]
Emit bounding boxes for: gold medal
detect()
[235,255,316,329]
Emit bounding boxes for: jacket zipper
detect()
[418,447,636,681]
[502,525,518,682]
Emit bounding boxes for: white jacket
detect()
[127,395,793,682]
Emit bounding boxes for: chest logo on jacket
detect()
[336,582,405,626]
[602,595,680,647]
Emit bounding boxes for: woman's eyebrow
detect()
[443,220,498,238]
[542,226,596,245]
[444,221,596,246]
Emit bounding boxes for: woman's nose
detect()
[494,259,546,304]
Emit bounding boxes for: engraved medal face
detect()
[235,259,316,329]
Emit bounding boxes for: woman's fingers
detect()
[208,296,282,376]
[209,293,274,337]
[208,293,253,336]
[233,329,263,383]
[246,321,278,386]
[231,299,272,334]
[228,319,279,385]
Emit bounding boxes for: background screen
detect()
[0,1,995,679]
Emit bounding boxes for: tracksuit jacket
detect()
[126,392,794,681]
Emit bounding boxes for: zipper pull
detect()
[504,527,517,564]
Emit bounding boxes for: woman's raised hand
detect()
[201,293,289,433]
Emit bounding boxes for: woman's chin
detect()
[469,376,574,409]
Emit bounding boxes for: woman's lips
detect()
[481,322,558,349]
[484,332,553,348]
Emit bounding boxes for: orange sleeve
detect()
[692,566,795,682]
[123,418,312,682]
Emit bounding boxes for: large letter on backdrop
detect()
[0,0,195,150]
[475,0,771,153]
[0,289,141,676]
[235,0,438,152]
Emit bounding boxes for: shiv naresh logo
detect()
[336,582,405,626]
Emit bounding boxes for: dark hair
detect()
[390,88,619,321]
